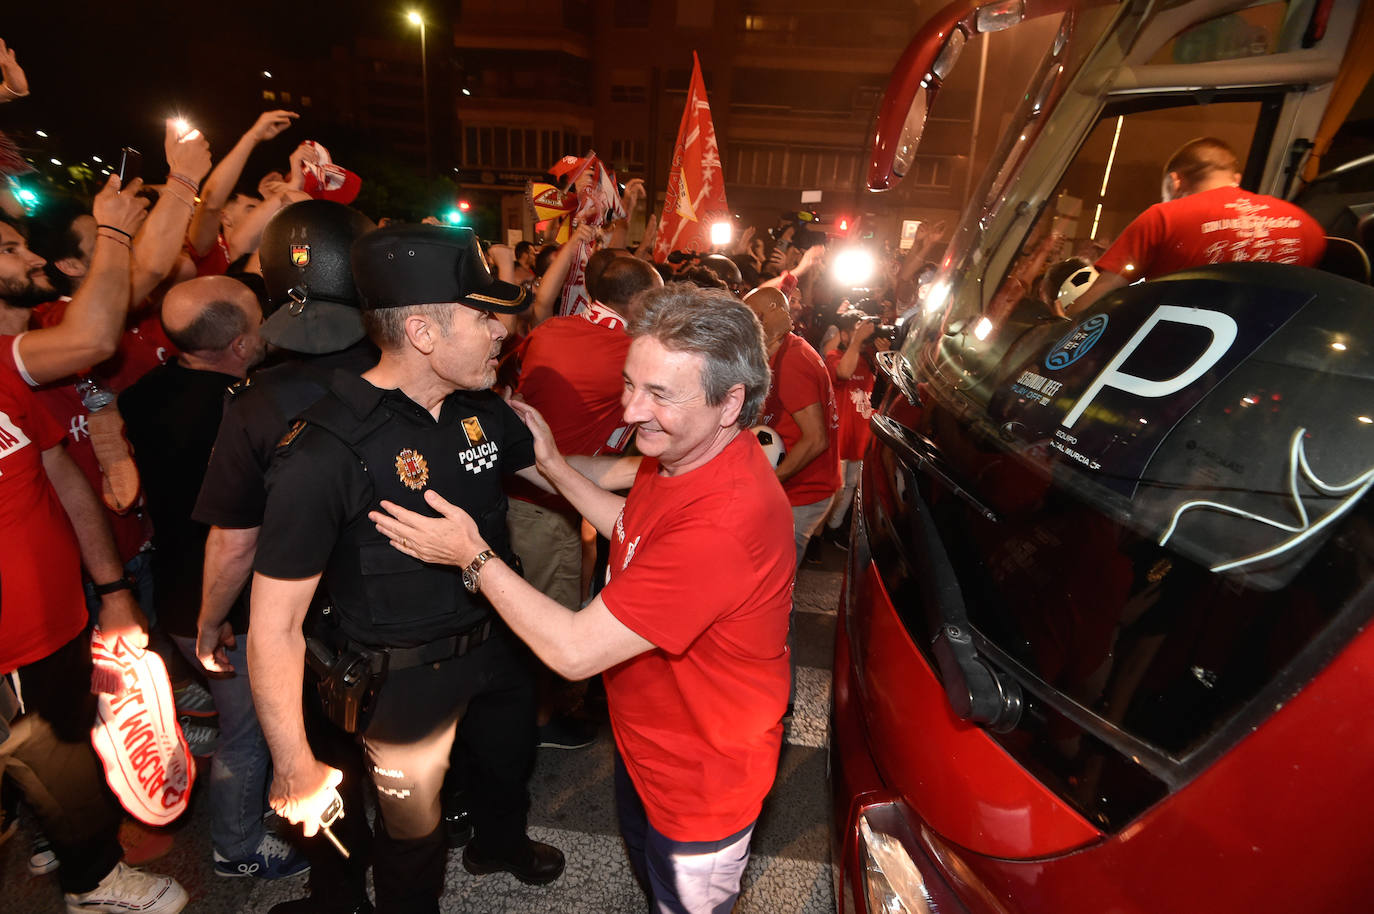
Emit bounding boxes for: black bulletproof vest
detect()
[304,388,515,649]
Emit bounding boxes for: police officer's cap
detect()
[350,225,528,313]
[260,200,376,355]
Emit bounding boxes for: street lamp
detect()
[407,10,432,176]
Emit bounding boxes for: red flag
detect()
[653,52,729,263]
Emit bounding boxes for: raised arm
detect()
[130,119,213,303]
[188,110,298,255]
[16,175,148,383]
[532,224,595,327]
[0,38,29,103]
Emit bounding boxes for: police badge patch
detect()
[395,448,430,490]
[461,416,487,447]
[290,244,310,266]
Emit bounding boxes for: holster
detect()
[304,634,387,735]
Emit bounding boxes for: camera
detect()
[859,314,899,342]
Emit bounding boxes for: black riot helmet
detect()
[702,253,745,294]
[259,200,376,355]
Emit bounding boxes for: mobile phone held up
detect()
[117,147,142,186]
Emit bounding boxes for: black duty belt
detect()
[347,617,497,673]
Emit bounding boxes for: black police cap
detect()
[350,225,528,313]
[259,200,375,355]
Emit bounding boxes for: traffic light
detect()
[444,209,463,225]
[458,200,471,212]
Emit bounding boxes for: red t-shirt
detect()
[187,234,231,277]
[29,300,166,561]
[1096,185,1327,280]
[509,306,634,509]
[825,348,876,462]
[601,431,794,841]
[0,336,88,674]
[760,333,840,506]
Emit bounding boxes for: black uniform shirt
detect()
[193,343,378,530]
[254,369,535,647]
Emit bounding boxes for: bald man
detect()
[120,277,308,878]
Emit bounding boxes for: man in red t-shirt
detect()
[507,256,662,746]
[0,179,188,910]
[822,312,885,542]
[373,286,793,914]
[1069,137,1326,315]
[744,286,841,568]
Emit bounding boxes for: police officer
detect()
[192,199,377,914]
[247,225,565,914]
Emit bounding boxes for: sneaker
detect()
[536,715,597,750]
[178,715,219,757]
[64,861,187,913]
[214,832,311,879]
[30,831,59,876]
[172,681,217,718]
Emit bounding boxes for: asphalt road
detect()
[1,545,844,913]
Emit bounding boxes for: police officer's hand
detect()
[196,621,237,674]
[271,758,342,838]
[370,491,487,568]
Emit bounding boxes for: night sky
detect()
[3,1,410,173]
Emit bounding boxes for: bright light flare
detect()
[973,316,993,340]
[407,10,424,25]
[710,221,733,246]
[833,248,877,287]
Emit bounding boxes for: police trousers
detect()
[360,629,536,914]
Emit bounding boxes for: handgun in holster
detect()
[304,634,387,734]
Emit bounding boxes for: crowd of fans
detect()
[0,34,949,914]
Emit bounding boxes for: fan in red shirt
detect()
[0,172,189,911]
[1069,136,1327,315]
[744,286,840,568]
[372,286,793,914]
[822,310,885,542]
[505,256,663,745]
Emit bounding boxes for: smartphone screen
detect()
[117,147,142,185]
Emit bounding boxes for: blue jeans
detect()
[615,752,755,914]
[171,634,270,859]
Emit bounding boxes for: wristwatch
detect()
[462,550,498,594]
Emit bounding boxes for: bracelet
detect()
[167,172,199,194]
[96,231,132,250]
[96,224,133,239]
[92,576,134,596]
[162,188,197,210]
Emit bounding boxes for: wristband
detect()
[96,224,133,239]
[0,83,26,99]
[92,576,134,596]
[96,231,132,250]
[168,172,199,194]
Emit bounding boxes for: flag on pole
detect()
[653,52,729,263]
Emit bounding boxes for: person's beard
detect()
[0,270,57,310]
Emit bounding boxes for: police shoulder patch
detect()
[277,419,307,450]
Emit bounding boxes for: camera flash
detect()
[710,221,733,247]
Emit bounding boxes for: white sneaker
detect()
[64,861,188,913]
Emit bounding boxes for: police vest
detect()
[301,387,517,649]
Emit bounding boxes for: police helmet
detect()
[259,200,376,355]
